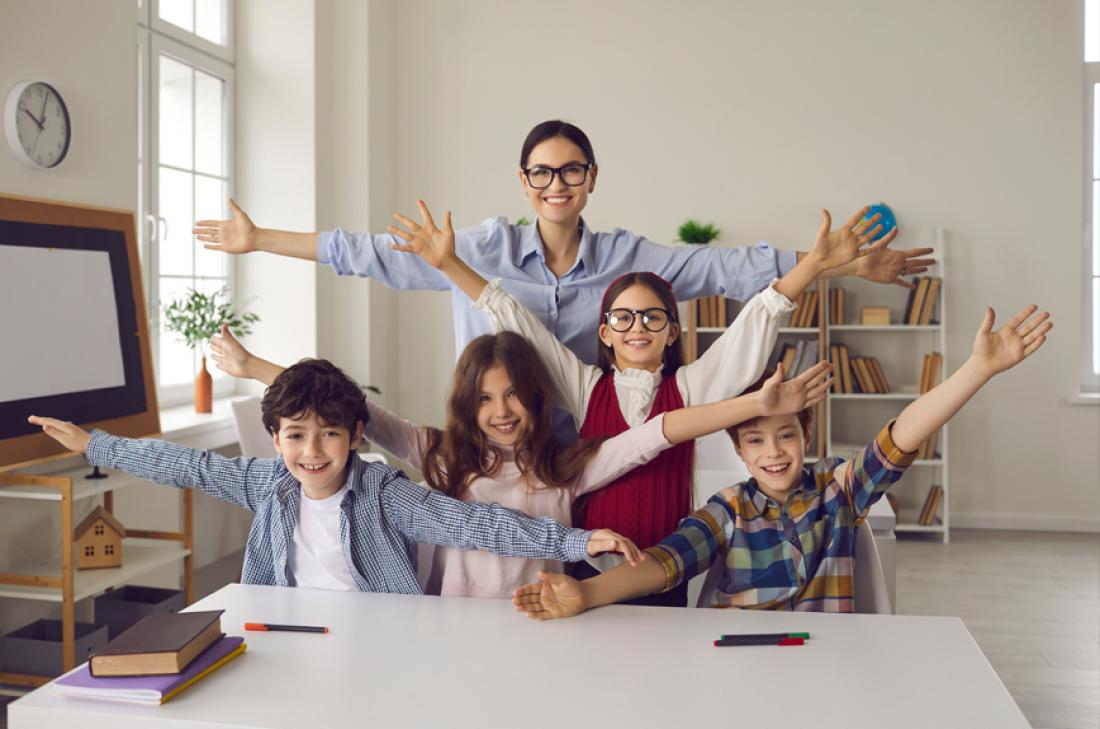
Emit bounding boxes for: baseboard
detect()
[950,512,1100,533]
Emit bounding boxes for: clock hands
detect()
[22,106,45,131]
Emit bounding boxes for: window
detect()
[94,523,104,536]
[139,0,235,405]
[1086,0,1099,392]
[84,546,95,557]
[105,544,116,556]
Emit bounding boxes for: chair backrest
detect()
[229,397,277,458]
[229,396,390,466]
[853,519,893,614]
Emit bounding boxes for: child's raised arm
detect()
[888,305,1051,453]
[388,200,488,302]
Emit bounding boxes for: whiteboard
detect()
[0,245,126,401]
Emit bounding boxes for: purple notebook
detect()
[53,635,245,705]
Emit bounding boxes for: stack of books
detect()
[788,290,820,328]
[919,485,944,525]
[827,344,891,394]
[695,295,727,327]
[53,610,245,705]
[903,276,942,325]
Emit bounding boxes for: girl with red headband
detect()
[385,201,880,606]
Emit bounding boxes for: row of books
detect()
[777,340,820,378]
[788,290,820,328]
[828,344,891,394]
[53,610,244,705]
[695,295,728,327]
[827,287,847,325]
[903,276,942,325]
[918,485,944,525]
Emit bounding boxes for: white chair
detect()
[228,396,388,465]
[854,519,893,614]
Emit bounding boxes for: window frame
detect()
[1084,26,1099,394]
[139,4,237,407]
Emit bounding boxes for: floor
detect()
[2,530,1097,728]
[895,530,1100,729]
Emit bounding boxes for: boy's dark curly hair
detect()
[261,358,369,435]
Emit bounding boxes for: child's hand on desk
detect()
[587,528,645,566]
[210,323,253,379]
[513,571,585,620]
[387,200,456,270]
[969,305,1051,379]
[28,416,92,453]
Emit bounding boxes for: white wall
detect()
[346,0,1097,529]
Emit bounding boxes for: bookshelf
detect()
[683,229,948,542]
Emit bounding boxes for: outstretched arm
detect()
[194,199,319,260]
[512,561,669,620]
[889,305,1051,453]
[210,323,284,385]
[387,200,488,301]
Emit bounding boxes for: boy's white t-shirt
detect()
[289,484,358,591]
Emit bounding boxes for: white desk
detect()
[11,583,1028,728]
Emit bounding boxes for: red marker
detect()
[245,622,329,634]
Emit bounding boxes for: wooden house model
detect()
[74,506,125,570]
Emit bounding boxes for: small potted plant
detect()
[162,287,258,413]
[677,219,720,245]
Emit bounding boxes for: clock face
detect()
[5,81,71,169]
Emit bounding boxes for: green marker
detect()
[719,632,810,642]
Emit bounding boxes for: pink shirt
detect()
[364,401,671,598]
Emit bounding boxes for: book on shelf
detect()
[795,340,819,377]
[829,287,846,325]
[779,343,798,374]
[918,277,941,324]
[904,276,927,325]
[829,344,842,391]
[918,485,944,525]
[918,428,940,460]
[867,357,891,393]
[852,357,876,393]
[804,290,819,328]
[90,610,225,678]
[838,344,853,394]
[54,635,245,705]
[919,351,943,394]
[861,306,891,326]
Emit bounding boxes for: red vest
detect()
[576,372,694,549]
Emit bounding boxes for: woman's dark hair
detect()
[421,332,603,498]
[519,120,596,168]
[596,273,682,376]
[725,369,814,447]
[261,358,370,435]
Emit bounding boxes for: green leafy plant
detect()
[678,219,720,245]
[516,216,531,226]
[162,287,259,351]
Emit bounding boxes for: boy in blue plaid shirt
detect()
[512,304,1051,615]
[30,359,641,594]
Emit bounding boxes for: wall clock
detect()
[4,81,72,169]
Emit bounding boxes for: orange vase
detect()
[195,355,213,413]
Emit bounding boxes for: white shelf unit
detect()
[825,229,948,542]
[0,464,193,690]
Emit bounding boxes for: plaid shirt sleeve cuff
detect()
[879,419,919,467]
[565,530,592,562]
[85,431,116,468]
[644,546,681,593]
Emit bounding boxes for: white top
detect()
[364,401,671,598]
[13,583,1030,729]
[288,485,358,592]
[473,279,795,429]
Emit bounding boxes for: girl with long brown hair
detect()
[211,328,831,599]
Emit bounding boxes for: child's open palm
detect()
[758,360,834,416]
[811,207,882,272]
[971,305,1051,378]
[512,571,585,620]
[387,200,455,270]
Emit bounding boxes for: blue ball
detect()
[861,203,896,242]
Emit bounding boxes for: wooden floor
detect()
[896,529,1100,729]
[2,530,1096,728]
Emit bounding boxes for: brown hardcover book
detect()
[838,345,853,394]
[918,353,932,394]
[902,281,918,324]
[868,358,891,393]
[921,428,940,460]
[89,610,225,678]
[924,485,944,525]
[805,291,819,328]
[778,344,796,374]
[908,277,931,325]
[717,296,727,327]
[925,352,942,393]
[829,345,842,390]
[852,358,875,393]
[919,277,941,325]
[918,485,940,525]
[791,292,806,327]
[837,288,846,325]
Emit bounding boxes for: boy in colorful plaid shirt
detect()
[512,304,1051,615]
